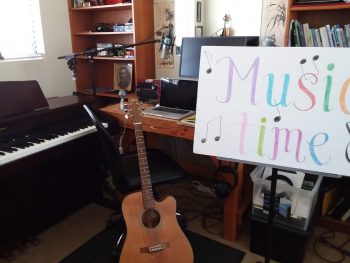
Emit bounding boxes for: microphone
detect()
[261,36,276,47]
[160,23,175,59]
[119,89,127,111]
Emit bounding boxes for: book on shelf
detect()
[319,26,330,47]
[288,20,350,47]
[298,21,307,47]
[344,24,350,46]
[315,28,323,47]
[303,23,313,47]
[325,24,335,47]
[288,20,295,47]
[321,183,342,216]
[292,20,301,47]
[328,191,350,219]
[341,208,350,222]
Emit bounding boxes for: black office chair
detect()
[83,104,189,261]
[83,104,187,198]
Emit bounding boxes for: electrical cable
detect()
[173,182,224,236]
[118,115,127,154]
[313,229,350,263]
[192,180,217,198]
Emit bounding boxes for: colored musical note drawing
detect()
[201,116,222,143]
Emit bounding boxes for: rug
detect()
[60,218,245,263]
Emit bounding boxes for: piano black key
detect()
[0,147,18,153]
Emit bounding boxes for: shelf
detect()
[76,56,135,61]
[317,216,350,234]
[291,2,350,11]
[74,31,133,36]
[67,0,155,94]
[77,90,120,98]
[71,3,132,11]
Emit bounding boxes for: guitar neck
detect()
[134,123,155,210]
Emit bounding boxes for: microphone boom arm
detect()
[58,39,161,60]
[58,24,175,95]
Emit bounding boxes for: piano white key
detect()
[0,125,96,166]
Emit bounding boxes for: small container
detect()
[124,23,133,32]
[250,166,323,230]
[113,24,125,32]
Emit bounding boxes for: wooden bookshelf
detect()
[67,0,155,98]
[317,176,350,234]
[284,0,350,46]
[284,1,350,232]
[317,216,350,235]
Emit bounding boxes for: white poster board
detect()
[193,47,350,177]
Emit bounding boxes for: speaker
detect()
[136,82,159,104]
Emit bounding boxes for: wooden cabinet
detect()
[284,0,350,46]
[67,0,155,97]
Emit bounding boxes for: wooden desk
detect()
[100,103,252,242]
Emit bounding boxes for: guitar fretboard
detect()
[134,123,155,209]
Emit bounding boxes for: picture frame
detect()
[196,1,202,22]
[195,26,203,37]
[113,63,133,91]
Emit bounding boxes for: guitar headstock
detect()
[128,99,143,124]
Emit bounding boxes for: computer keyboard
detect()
[153,106,190,114]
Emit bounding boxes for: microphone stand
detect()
[87,54,96,96]
[58,39,161,96]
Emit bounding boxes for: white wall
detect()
[155,0,263,79]
[0,0,75,98]
[0,1,263,96]
[204,0,262,37]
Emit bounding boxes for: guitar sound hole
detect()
[142,209,161,228]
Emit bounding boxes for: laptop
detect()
[142,78,197,120]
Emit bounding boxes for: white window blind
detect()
[0,0,45,60]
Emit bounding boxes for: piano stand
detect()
[0,133,103,249]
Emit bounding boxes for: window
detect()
[0,0,45,61]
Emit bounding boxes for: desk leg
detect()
[222,162,244,241]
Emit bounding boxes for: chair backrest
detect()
[83,105,125,191]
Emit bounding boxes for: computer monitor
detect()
[179,36,259,79]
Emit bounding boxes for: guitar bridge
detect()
[140,241,170,254]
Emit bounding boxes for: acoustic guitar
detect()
[119,99,193,263]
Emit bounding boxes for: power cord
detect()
[192,180,217,198]
[118,116,127,154]
[174,182,224,236]
[313,229,350,263]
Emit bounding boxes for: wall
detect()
[0,0,75,98]
[0,1,263,96]
[155,0,263,79]
[204,0,262,37]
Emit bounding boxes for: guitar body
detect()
[119,192,193,263]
